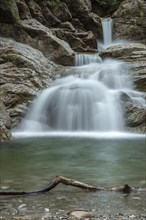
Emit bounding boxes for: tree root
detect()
[0,176,145,196]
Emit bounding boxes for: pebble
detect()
[0,213,146,220]
[44,208,49,212]
[68,210,93,219]
[17,204,28,215]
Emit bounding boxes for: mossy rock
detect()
[0,0,20,23]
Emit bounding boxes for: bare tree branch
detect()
[0,176,145,196]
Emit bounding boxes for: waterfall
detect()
[75,53,102,66]
[102,18,113,47]
[13,18,145,137]
[16,55,134,134]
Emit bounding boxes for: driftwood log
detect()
[0,176,146,196]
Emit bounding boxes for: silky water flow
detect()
[14,19,145,137]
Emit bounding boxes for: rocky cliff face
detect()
[0,0,145,140]
[113,0,146,44]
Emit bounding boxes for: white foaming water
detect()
[75,53,102,66]
[13,53,145,139]
[98,18,128,51]
[98,18,113,51]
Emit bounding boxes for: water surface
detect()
[1,136,145,190]
[0,136,145,218]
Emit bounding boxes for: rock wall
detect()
[0,0,146,140]
[112,0,146,44]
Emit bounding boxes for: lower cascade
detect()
[15,54,144,135]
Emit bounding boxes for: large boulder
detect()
[120,93,146,133]
[0,37,57,140]
[0,0,99,55]
[52,28,97,52]
[18,19,75,65]
[112,0,146,44]
[62,0,101,38]
[0,18,75,66]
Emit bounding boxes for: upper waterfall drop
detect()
[102,18,113,47]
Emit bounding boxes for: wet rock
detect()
[62,0,100,38]
[133,75,146,92]
[101,43,146,59]
[26,0,46,24]
[120,92,146,133]
[0,100,12,141]
[0,37,56,87]
[58,22,76,32]
[0,18,75,66]
[51,2,72,22]
[52,28,97,52]
[0,37,57,140]
[36,1,61,27]
[126,106,146,127]
[113,0,144,18]
[101,43,146,93]
[18,19,75,65]
[16,0,31,20]
[0,0,20,23]
[113,0,146,44]
[78,31,97,50]
[71,19,86,32]
[68,210,93,219]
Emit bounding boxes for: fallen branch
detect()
[0,176,145,196]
